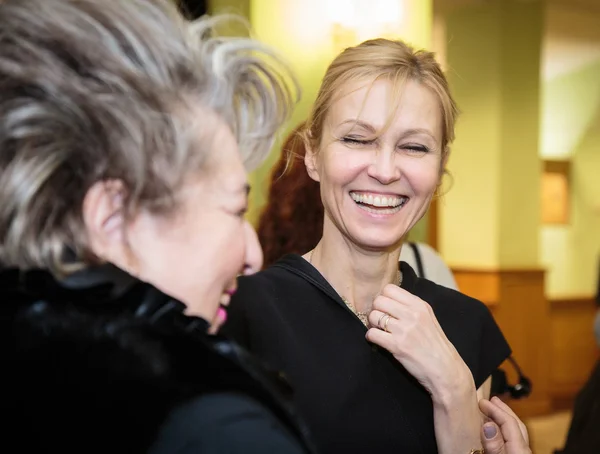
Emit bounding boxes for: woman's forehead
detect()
[325,78,442,139]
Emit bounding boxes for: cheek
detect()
[126,214,210,294]
[321,150,367,186]
[133,230,199,284]
[199,221,247,285]
[402,157,441,195]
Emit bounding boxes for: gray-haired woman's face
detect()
[84,114,262,331]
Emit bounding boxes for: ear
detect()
[304,141,321,183]
[83,180,127,263]
[441,147,451,173]
[439,147,451,180]
[434,148,451,197]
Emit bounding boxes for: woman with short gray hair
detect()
[0,0,311,452]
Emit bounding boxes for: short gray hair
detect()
[0,0,299,274]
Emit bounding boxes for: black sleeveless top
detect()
[223,254,511,454]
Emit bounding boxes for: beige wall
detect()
[440,0,542,269]
[540,2,600,298]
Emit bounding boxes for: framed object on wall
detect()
[541,160,570,225]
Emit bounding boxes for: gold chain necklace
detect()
[308,250,403,327]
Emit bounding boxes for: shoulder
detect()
[223,256,308,345]
[150,392,308,454]
[232,254,313,307]
[417,276,494,339]
[402,260,487,320]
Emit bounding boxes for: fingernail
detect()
[484,423,497,439]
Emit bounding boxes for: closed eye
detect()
[341,136,376,146]
[402,144,430,153]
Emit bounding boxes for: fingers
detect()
[487,397,530,444]
[365,327,395,352]
[480,420,505,454]
[488,396,521,419]
[375,285,437,318]
[372,294,407,320]
[381,283,414,301]
[372,292,445,337]
[368,309,397,331]
[479,398,530,450]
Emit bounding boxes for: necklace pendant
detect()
[357,313,369,327]
[337,266,403,328]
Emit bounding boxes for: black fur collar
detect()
[1,267,313,453]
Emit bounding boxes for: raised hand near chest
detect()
[366,284,474,401]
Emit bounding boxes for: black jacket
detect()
[1,267,314,454]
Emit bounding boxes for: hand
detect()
[479,397,532,454]
[366,284,472,399]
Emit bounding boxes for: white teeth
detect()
[219,293,231,306]
[350,192,406,208]
[358,204,400,215]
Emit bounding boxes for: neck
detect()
[306,218,403,314]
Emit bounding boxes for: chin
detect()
[347,223,405,248]
[352,234,405,252]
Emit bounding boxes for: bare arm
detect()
[429,375,492,454]
[431,371,484,454]
[478,376,492,401]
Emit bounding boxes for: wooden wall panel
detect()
[548,297,598,405]
[453,268,551,418]
[452,267,598,415]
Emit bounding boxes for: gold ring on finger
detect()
[383,315,392,333]
[377,312,387,329]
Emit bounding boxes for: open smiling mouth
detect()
[350,191,408,215]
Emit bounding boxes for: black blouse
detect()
[223,254,511,454]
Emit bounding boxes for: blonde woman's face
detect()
[306,78,444,251]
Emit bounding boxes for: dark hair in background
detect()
[177,0,208,19]
[257,123,324,268]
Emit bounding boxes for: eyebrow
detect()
[339,119,377,133]
[401,128,437,141]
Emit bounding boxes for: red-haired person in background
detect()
[257,123,323,269]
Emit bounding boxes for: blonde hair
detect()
[0,0,298,274]
[302,38,458,156]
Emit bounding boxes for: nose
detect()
[242,220,263,275]
[367,148,401,185]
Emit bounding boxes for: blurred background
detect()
[179,1,600,451]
